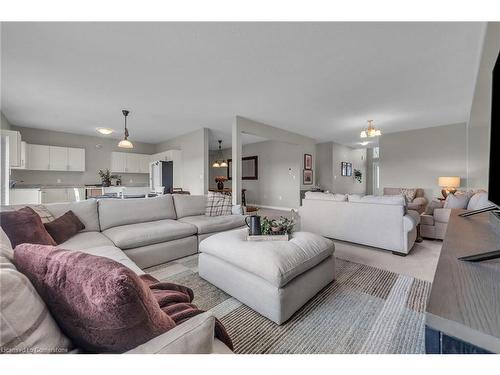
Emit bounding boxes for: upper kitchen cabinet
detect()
[49,146,68,171]
[26,144,85,171]
[11,141,27,170]
[111,152,150,174]
[27,144,50,170]
[67,147,85,171]
[0,129,22,167]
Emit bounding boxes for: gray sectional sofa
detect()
[46,194,246,269]
[1,194,246,354]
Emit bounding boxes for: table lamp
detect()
[438,176,460,198]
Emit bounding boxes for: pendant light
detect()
[360,120,382,138]
[118,109,134,149]
[212,140,228,168]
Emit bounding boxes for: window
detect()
[373,146,380,159]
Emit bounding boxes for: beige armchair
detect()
[383,187,428,214]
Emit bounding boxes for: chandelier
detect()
[212,140,228,168]
[360,120,382,138]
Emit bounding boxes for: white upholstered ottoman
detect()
[198,228,335,324]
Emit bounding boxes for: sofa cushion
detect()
[420,214,435,226]
[467,190,491,211]
[13,244,176,353]
[304,192,347,201]
[45,199,100,232]
[0,255,73,354]
[44,210,85,245]
[57,231,114,251]
[179,215,246,235]
[434,208,452,223]
[444,193,471,209]
[98,195,177,231]
[102,219,197,249]
[199,228,334,287]
[0,206,57,248]
[355,195,406,206]
[80,245,144,275]
[424,199,444,215]
[173,195,206,219]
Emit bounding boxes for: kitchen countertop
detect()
[11,184,149,189]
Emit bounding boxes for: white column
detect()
[231,119,242,205]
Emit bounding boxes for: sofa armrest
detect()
[126,311,217,354]
[412,197,428,206]
[433,208,452,224]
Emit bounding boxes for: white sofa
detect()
[1,194,245,354]
[298,193,419,255]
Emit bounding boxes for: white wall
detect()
[210,140,300,209]
[315,142,367,195]
[156,128,209,195]
[467,22,500,190]
[10,125,156,186]
[379,123,467,201]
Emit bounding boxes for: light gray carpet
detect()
[145,255,431,354]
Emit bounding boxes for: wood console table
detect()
[425,210,500,353]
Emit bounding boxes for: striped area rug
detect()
[145,255,431,354]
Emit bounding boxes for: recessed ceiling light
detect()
[96,127,114,135]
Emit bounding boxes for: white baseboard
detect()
[247,203,297,212]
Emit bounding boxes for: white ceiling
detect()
[1,22,485,149]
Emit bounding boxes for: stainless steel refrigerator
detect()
[149,160,173,194]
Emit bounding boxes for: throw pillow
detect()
[206,192,232,216]
[400,188,417,203]
[13,244,176,353]
[467,190,491,211]
[0,207,56,248]
[0,256,73,354]
[27,204,56,224]
[444,193,471,209]
[44,210,85,245]
[424,200,444,215]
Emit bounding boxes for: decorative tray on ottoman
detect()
[246,233,289,241]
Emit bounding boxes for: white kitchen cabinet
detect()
[125,153,140,173]
[40,187,85,204]
[26,144,85,172]
[27,144,50,170]
[67,148,85,171]
[0,129,22,167]
[139,154,151,174]
[41,188,68,204]
[11,141,27,170]
[49,146,68,171]
[66,187,85,202]
[111,152,126,173]
[111,152,150,174]
[9,189,42,205]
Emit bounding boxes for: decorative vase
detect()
[102,180,111,187]
[217,181,224,190]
